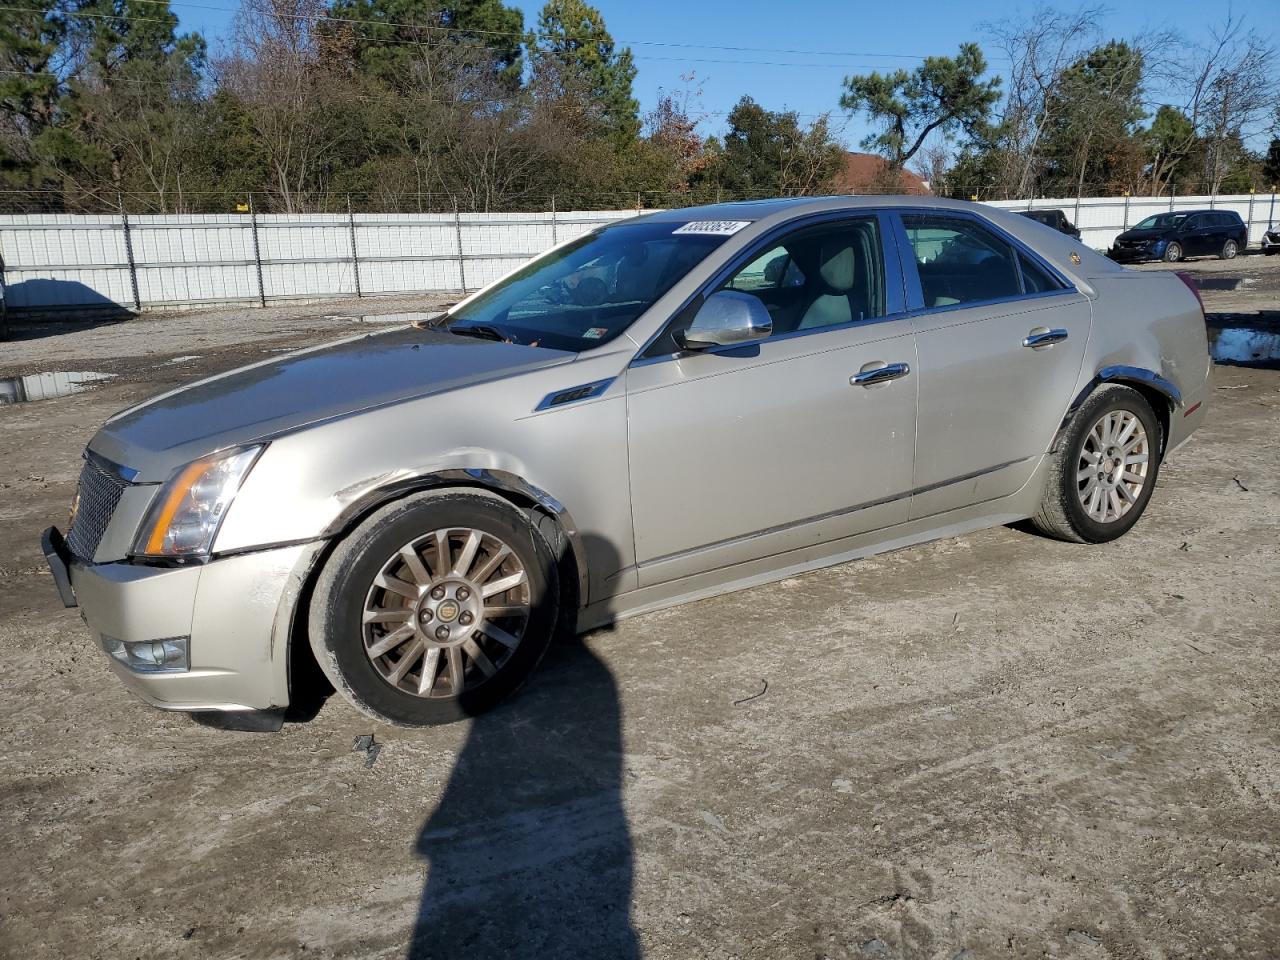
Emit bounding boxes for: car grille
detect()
[66,457,132,561]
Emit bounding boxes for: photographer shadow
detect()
[407,536,640,960]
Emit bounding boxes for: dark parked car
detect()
[1018,208,1081,239]
[1109,210,1247,263]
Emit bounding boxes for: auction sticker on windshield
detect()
[672,220,752,236]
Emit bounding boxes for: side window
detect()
[1018,251,1061,294]
[902,215,1021,308]
[654,218,887,353]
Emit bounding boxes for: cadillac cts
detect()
[42,197,1211,728]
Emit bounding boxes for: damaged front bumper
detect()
[44,526,322,714]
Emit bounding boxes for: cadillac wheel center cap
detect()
[436,599,461,622]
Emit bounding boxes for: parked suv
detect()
[1109,209,1247,263]
[1018,208,1081,239]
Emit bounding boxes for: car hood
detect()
[1115,228,1170,243]
[89,327,574,480]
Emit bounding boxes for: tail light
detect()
[1175,271,1205,316]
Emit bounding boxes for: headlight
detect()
[132,446,263,558]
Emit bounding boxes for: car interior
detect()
[722,219,887,335]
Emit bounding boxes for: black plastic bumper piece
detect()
[42,526,77,608]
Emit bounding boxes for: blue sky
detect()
[179,0,1280,150]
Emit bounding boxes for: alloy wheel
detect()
[1076,410,1150,524]
[362,528,530,698]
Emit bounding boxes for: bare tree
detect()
[985,4,1106,198]
[910,136,950,194]
[1194,18,1275,192]
[217,0,357,212]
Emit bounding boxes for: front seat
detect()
[798,240,859,329]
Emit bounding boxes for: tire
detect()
[309,488,559,726]
[1032,385,1162,544]
[1219,239,1239,260]
[1162,242,1182,263]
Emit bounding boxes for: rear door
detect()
[893,211,1092,519]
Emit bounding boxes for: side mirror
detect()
[677,290,772,350]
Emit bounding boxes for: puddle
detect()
[1210,327,1280,367]
[0,371,116,405]
[1195,277,1243,291]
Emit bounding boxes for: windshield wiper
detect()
[445,322,518,344]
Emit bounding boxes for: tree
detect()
[709,96,844,198]
[0,0,68,196]
[1263,138,1280,189]
[218,0,362,212]
[1192,19,1275,193]
[528,0,638,142]
[37,0,208,209]
[982,5,1109,198]
[645,73,713,193]
[840,43,1000,169]
[1038,41,1146,195]
[325,0,525,91]
[1146,106,1197,196]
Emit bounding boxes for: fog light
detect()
[102,635,190,673]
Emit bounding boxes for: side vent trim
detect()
[534,378,616,412]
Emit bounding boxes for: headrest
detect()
[818,241,856,292]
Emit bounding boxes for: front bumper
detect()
[44,527,322,713]
[1262,233,1280,253]
[1109,246,1153,262]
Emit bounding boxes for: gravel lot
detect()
[1,256,1278,959]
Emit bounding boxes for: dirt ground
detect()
[1,256,1278,960]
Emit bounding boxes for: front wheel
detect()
[1032,385,1162,544]
[1219,239,1239,260]
[309,489,559,726]
[1162,242,1183,263]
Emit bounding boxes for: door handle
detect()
[850,361,911,387]
[1023,327,1068,349]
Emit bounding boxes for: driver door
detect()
[625,214,918,587]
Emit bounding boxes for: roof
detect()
[642,195,986,225]
[832,153,932,195]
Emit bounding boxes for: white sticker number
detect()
[672,220,752,236]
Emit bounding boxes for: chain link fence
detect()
[2,191,1278,316]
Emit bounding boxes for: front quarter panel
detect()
[213,351,636,604]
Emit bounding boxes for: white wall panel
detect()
[3,197,1277,313]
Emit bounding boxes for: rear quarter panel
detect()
[1080,269,1210,450]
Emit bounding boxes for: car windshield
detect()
[435,220,734,351]
[1134,213,1186,230]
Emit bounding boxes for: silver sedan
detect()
[42,197,1211,727]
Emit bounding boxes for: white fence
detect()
[0,209,637,314]
[2,193,1278,314]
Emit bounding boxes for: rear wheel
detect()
[309,489,559,726]
[1162,242,1183,263]
[1219,238,1239,260]
[1032,385,1162,544]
